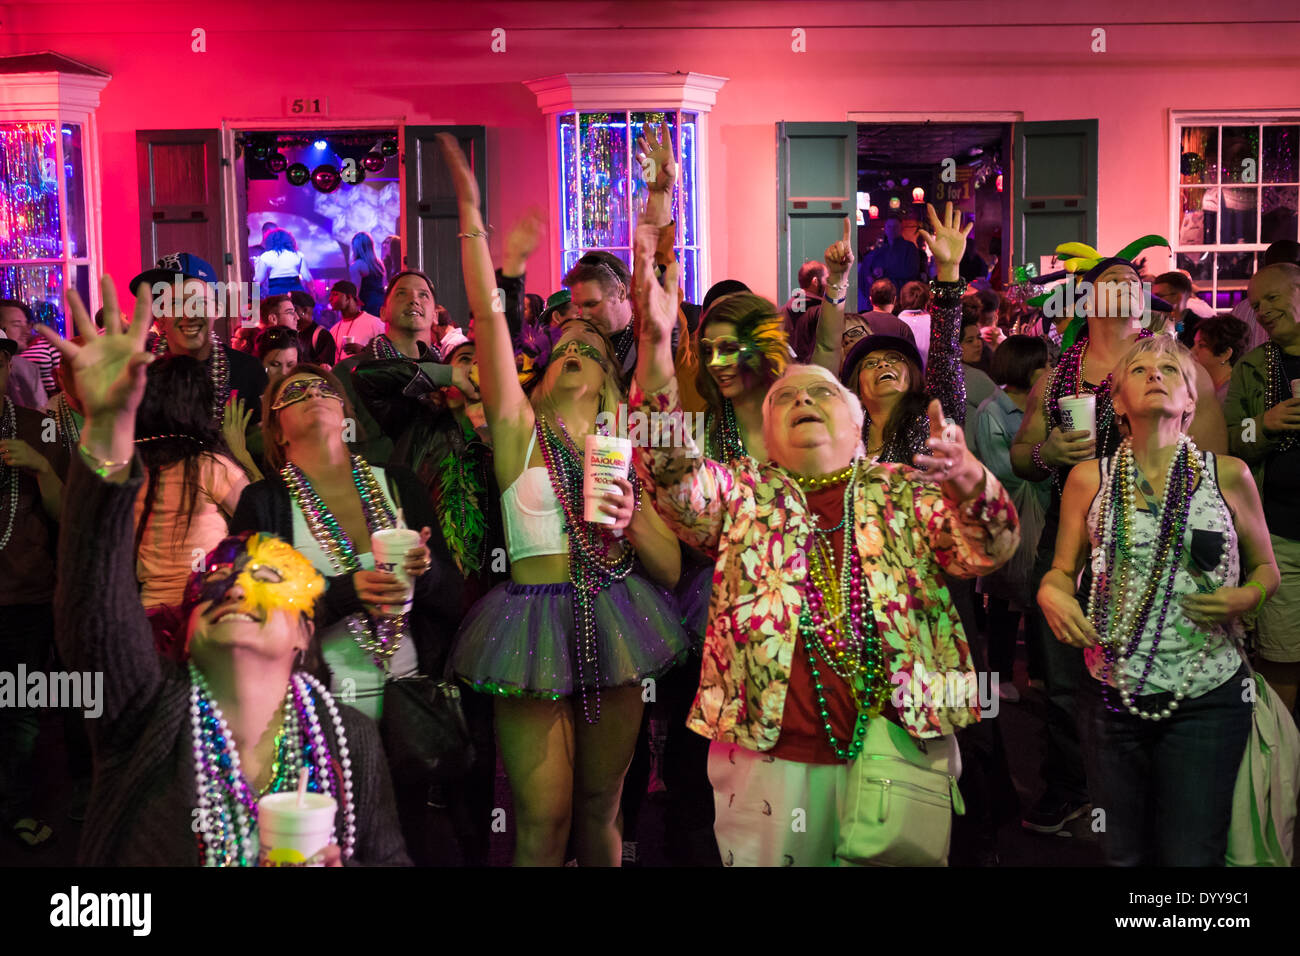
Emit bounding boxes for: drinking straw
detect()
[296,768,309,807]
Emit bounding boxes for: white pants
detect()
[707,738,962,867]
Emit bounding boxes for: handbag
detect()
[837,717,964,867]
[1227,667,1300,866]
[379,675,476,801]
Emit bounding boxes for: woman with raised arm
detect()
[1038,334,1277,865]
[44,280,406,866]
[840,203,971,464]
[436,134,688,867]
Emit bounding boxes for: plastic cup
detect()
[583,434,632,525]
[257,792,336,867]
[371,527,421,615]
[1291,379,1300,400]
[1058,393,1097,444]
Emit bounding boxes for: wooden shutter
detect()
[776,122,857,307]
[136,130,224,271]
[1013,119,1099,265]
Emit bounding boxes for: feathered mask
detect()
[687,292,790,380]
[515,321,566,393]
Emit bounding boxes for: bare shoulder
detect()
[1063,458,1102,496]
[1211,453,1252,491]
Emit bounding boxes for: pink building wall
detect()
[4,0,1298,305]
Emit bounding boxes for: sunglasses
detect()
[271,377,343,411]
[770,382,842,407]
[549,339,609,370]
[699,336,746,366]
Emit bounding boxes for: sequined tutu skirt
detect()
[450,575,690,699]
[676,559,714,643]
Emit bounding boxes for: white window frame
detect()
[1169,109,1300,311]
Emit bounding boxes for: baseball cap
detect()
[539,289,572,324]
[130,252,220,295]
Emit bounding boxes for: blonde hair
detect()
[1111,334,1199,429]
[530,319,626,428]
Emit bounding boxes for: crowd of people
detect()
[1,123,1297,868]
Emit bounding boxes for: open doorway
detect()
[233,127,402,335]
[856,122,1010,308]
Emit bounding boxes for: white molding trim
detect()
[525,73,728,115]
[0,72,110,116]
[847,110,1023,123]
[1171,108,1300,125]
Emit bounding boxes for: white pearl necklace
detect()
[1087,435,1234,721]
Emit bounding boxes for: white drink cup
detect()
[1058,393,1097,447]
[257,792,336,867]
[1291,379,1300,400]
[370,527,421,615]
[583,434,633,525]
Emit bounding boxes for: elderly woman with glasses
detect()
[630,220,1019,866]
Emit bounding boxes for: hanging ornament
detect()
[361,151,385,173]
[266,151,288,173]
[286,163,310,187]
[311,164,342,193]
[380,138,398,157]
[249,139,271,161]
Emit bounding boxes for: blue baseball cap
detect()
[130,252,220,295]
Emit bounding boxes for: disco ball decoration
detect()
[311,164,342,193]
[361,151,385,173]
[266,151,288,173]
[286,163,311,187]
[380,138,398,157]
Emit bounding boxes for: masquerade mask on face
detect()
[700,336,746,368]
[182,533,324,624]
[271,377,343,411]
[549,339,608,370]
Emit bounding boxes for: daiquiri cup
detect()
[583,435,633,525]
[257,792,336,867]
[370,527,421,615]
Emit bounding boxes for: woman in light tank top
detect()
[438,135,688,866]
[1039,334,1278,865]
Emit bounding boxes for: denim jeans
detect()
[1079,665,1252,866]
[0,604,53,825]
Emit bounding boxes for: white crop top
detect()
[501,427,569,561]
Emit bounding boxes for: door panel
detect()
[404,125,486,328]
[1013,120,1098,266]
[136,130,224,273]
[777,122,856,310]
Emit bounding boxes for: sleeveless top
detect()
[501,426,569,562]
[289,464,418,720]
[1085,450,1244,698]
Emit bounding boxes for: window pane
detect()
[578,112,630,250]
[679,113,699,249]
[1262,125,1299,184]
[1179,187,1216,244]
[678,247,698,306]
[1178,126,1218,184]
[1219,188,1257,244]
[62,124,88,259]
[0,121,62,261]
[1216,251,1254,311]
[559,114,579,251]
[1176,251,1212,283]
[629,110,677,232]
[0,263,68,335]
[1222,126,1260,184]
[1262,186,1299,243]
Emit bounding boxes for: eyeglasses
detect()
[699,336,746,366]
[549,339,609,370]
[842,325,867,346]
[770,382,842,407]
[271,377,343,411]
[858,353,906,372]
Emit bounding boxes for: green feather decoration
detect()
[432,420,487,576]
[1113,234,1169,264]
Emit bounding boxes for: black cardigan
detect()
[54,456,409,865]
[229,464,465,677]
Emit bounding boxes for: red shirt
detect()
[769,482,861,765]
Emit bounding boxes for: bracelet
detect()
[1031,440,1057,475]
[457,230,489,239]
[1245,580,1268,614]
[929,278,967,304]
[78,442,131,478]
[825,293,847,307]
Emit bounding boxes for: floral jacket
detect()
[632,377,1020,747]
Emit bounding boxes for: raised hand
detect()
[503,207,547,275]
[917,202,973,279]
[825,218,855,282]
[41,278,152,424]
[435,132,481,209]
[912,398,984,499]
[636,120,678,193]
[634,223,680,345]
